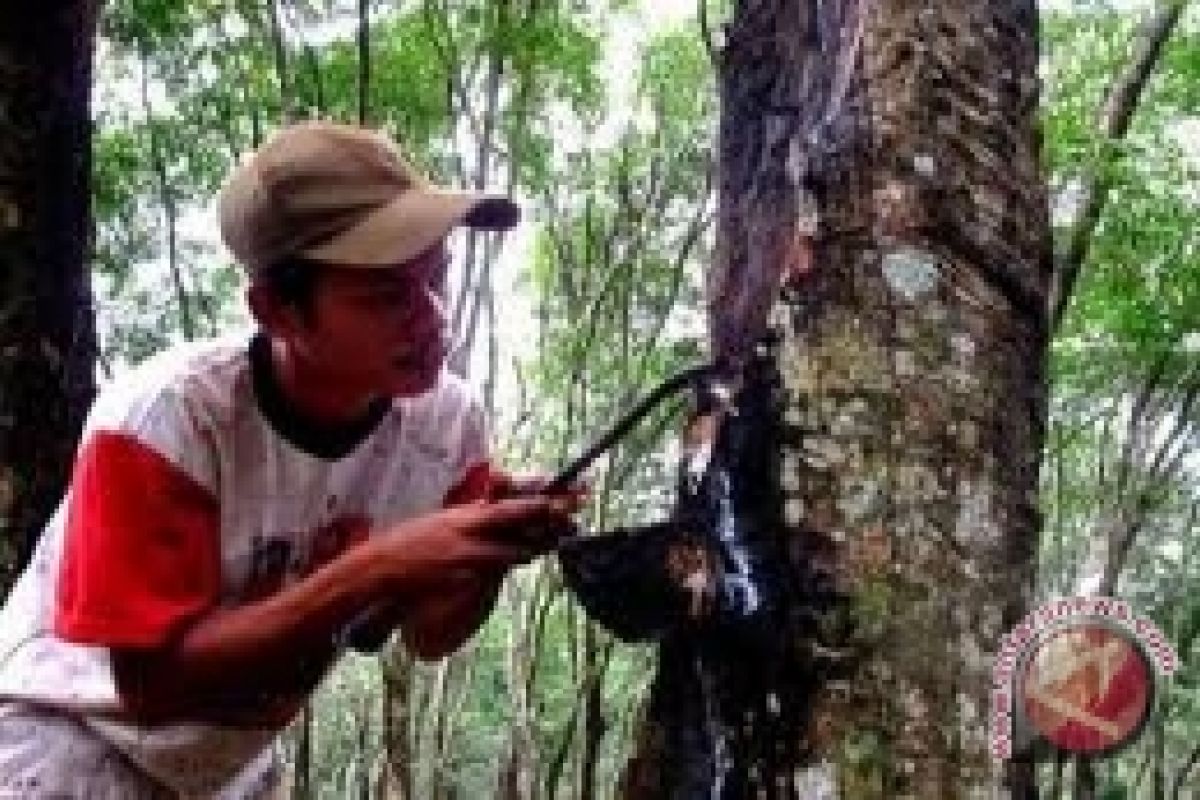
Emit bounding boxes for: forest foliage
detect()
[82,0,1199,795]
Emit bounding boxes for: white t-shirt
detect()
[0,332,491,796]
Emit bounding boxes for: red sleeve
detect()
[442,460,500,506]
[54,431,221,649]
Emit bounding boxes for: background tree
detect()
[1036,4,1198,794]
[625,0,1191,797]
[0,0,100,593]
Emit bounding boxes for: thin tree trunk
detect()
[546,602,586,800]
[209,9,246,160]
[301,40,325,116]
[265,0,294,121]
[379,651,416,800]
[1049,750,1066,799]
[277,0,326,118]
[240,41,264,148]
[138,48,194,341]
[426,653,472,800]
[1074,755,1096,800]
[578,630,611,800]
[292,704,313,799]
[1151,709,1165,800]
[0,0,99,593]
[357,693,372,800]
[1048,0,1189,330]
[1075,353,1200,598]
[357,0,370,125]
[496,575,539,800]
[449,0,507,378]
[1171,742,1200,800]
[438,646,479,796]
[626,1,1051,797]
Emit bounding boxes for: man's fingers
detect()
[489,472,591,509]
[458,536,542,568]
[461,494,575,526]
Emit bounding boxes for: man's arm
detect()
[108,499,562,724]
[400,570,503,659]
[388,471,582,659]
[340,573,502,660]
[112,536,390,723]
[399,484,584,658]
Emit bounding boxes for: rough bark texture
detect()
[379,653,416,800]
[0,0,99,595]
[625,1,1052,797]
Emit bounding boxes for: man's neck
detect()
[268,338,381,428]
[249,334,390,460]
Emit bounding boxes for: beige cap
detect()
[218,121,519,273]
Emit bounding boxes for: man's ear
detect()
[247,282,301,339]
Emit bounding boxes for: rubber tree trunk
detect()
[0,0,99,595]
[623,1,1052,797]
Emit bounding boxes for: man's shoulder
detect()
[130,332,253,389]
[405,370,483,421]
[398,370,488,463]
[89,332,254,432]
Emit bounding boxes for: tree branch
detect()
[1171,741,1200,800]
[697,0,719,64]
[357,0,370,125]
[265,0,293,121]
[1048,0,1189,330]
[138,47,193,341]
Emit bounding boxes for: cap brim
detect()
[302,190,520,267]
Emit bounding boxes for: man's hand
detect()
[481,470,589,547]
[400,568,502,659]
[376,493,579,659]
[487,471,590,505]
[369,494,578,594]
[345,477,585,658]
[111,494,579,722]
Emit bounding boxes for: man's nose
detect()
[418,282,446,324]
[401,281,446,331]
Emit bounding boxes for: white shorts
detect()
[0,703,284,799]
[0,703,171,799]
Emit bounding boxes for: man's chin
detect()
[387,365,443,398]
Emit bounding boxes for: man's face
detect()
[294,243,451,399]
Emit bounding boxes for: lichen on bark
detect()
[625,0,1051,797]
[0,0,99,592]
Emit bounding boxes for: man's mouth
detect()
[393,348,444,374]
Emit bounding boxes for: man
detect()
[0,121,577,798]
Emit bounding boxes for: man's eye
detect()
[373,291,410,306]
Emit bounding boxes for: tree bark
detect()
[357,0,371,125]
[0,0,99,595]
[138,47,194,341]
[292,704,313,799]
[379,651,416,800]
[626,1,1052,797]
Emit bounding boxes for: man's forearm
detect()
[108,495,560,721]
[114,538,397,722]
[401,572,502,660]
